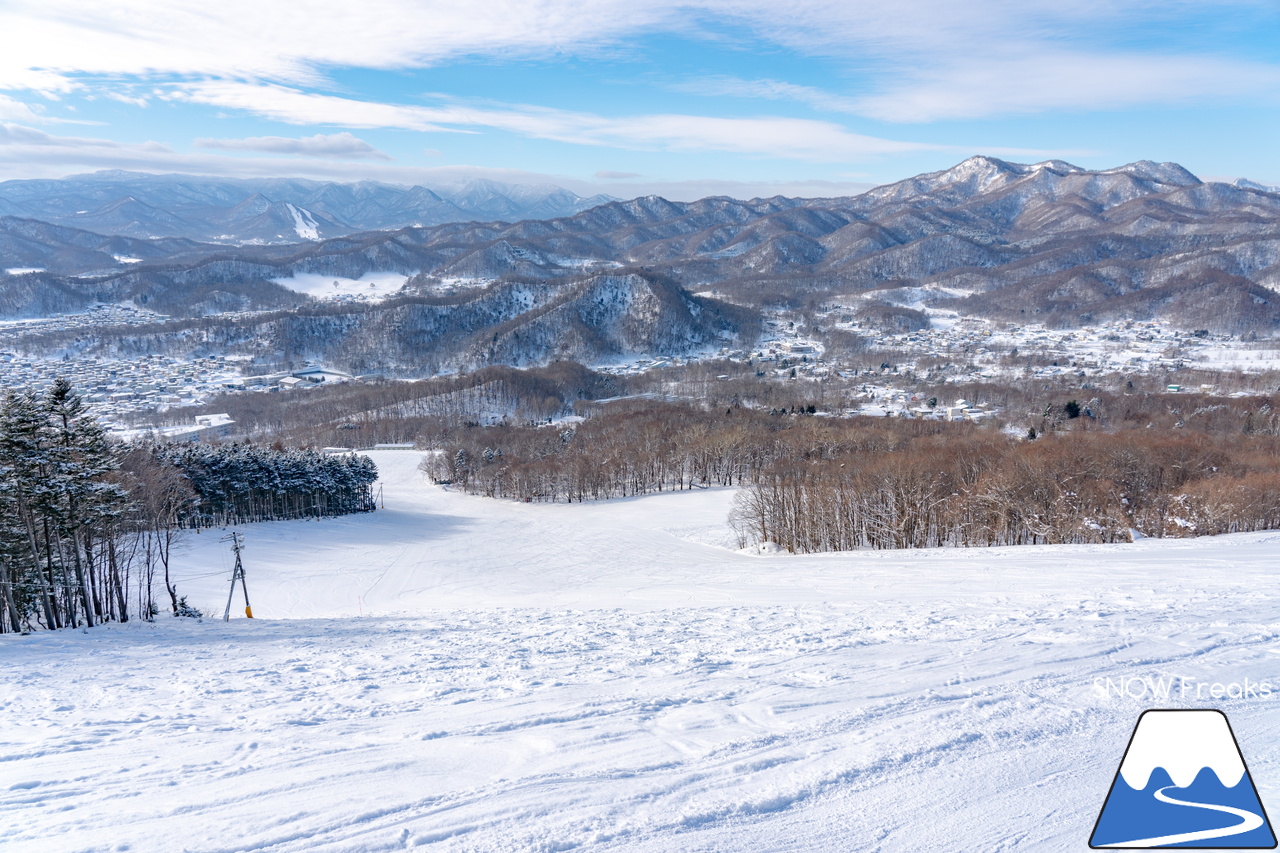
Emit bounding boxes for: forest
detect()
[0,380,378,632]
[422,398,1280,552]
[155,443,378,527]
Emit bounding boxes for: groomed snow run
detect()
[5,450,1280,851]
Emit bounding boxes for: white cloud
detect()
[104,91,151,108]
[0,122,876,200]
[0,122,494,181]
[0,94,93,125]
[0,0,679,93]
[0,94,51,123]
[174,82,460,132]
[680,44,1280,123]
[590,176,877,201]
[674,77,865,114]
[177,81,937,161]
[0,123,171,152]
[195,131,390,160]
[595,170,642,179]
[854,50,1280,122]
[0,0,1274,124]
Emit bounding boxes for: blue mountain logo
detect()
[1091,709,1276,848]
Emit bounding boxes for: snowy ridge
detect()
[1118,710,1246,790]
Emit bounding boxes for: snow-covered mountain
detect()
[4,157,1280,333]
[213,194,345,243]
[0,171,616,244]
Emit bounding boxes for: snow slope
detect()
[5,450,1280,851]
[285,203,320,241]
[271,271,409,300]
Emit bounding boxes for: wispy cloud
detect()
[177,81,939,161]
[2,0,1275,124]
[0,122,877,199]
[0,94,52,123]
[674,77,864,114]
[195,131,391,160]
[854,50,1280,122]
[0,123,172,153]
[595,170,642,179]
[0,121,497,181]
[180,82,1093,162]
[588,176,877,201]
[680,46,1280,123]
[0,93,90,125]
[0,0,680,93]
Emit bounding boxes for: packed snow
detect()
[272,272,409,301]
[5,450,1280,851]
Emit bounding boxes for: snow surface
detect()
[6,450,1280,851]
[272,272,409,300]
[1191,345,1280,371]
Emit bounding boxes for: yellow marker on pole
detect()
[245,605,253,619]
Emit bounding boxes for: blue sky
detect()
[0,0,1277,199]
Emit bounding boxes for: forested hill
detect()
[22,271,756,374]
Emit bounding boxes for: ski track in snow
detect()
[5,451,1280,851]
[285,204,319,241]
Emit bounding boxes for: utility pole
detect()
[221,532,253,622]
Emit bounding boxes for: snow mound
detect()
[739,541,784,555]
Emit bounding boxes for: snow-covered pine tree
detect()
[0,389,63,629]
[45,378,129,626]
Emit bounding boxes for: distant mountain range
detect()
[3,158,1280,365]
[0,171,616,245]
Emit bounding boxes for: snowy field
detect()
[6,450,1280,851]
[272,272,409,301]
[1192,345,1280,372]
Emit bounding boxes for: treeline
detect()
[423,401,1280,552]
[156,444,378,527]
[733,431,1280,552]
[0,380,380,632]
[424,403,962,502]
